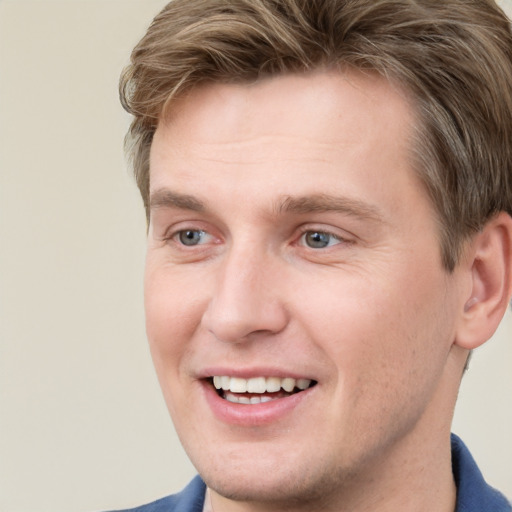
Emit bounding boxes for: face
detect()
[146,71,466,509]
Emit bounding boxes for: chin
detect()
[207,472,323,505]
[191,446,353,507]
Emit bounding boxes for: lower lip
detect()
[202,381,316,427]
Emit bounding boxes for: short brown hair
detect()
[120,0,512,270]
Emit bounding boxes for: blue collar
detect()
[452,433,511,511]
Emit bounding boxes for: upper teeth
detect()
[212,376,312,394]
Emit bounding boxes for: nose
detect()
[201,244,289,343]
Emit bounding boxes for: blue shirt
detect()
[112,434,511,511]
[451,434,511,511]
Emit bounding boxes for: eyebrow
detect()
[149,188,384,224]
[276,194,384,223]
[149,189,206,212]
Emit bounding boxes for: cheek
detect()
[144,264,207,373]
[143,267,209,428]
[293,271,454,458]
[293,263,454,397]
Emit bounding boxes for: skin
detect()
[145,71,475,512]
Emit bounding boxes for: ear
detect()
[455,212,512,350]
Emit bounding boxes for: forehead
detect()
[149,70,421,218]
[154,69,413,153]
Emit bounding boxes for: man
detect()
[117,0,512,510]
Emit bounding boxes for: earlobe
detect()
[455,212,512,350]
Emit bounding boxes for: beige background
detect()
[0,1,510,511]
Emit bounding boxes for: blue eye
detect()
[178,229,206,246]
[302,231,340,249]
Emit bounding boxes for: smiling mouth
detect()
[208,376,317,404]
